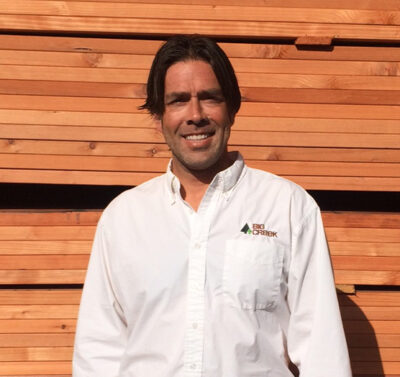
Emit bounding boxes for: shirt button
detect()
[190,363,197,369]
[192,322,198,329]
[194,242,201,249]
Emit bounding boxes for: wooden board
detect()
[2,3,400,42]
[2,34,400,62]
[3,95,400,120]
[6,80,400,107]
[42,0,400,11]
[3,49,400,77]
[2,110,400,134]
[0,347,73,362]
[0,169,399,190]
[4,66,400,90]
[0,289,81,304]
[2,140,400,166]
[3,1,400,26]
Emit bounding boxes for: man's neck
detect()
[172,152,236,211]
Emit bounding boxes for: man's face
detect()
[158,59,234,175]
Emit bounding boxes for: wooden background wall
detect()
[0,1,399,376]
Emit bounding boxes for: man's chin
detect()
[177,155,220,172]
[171,149,231,176]
[184,160,217,172]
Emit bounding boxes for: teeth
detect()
[185,134,209,140]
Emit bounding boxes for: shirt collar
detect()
[165,152,245,204]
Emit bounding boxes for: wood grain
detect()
[1,14,400,41]
[3,1,400,26]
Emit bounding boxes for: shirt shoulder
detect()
[98,173,167,225]
[245,166,315,202]
[244,166,320,230]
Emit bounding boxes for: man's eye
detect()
[204,97,223,103]
[168,98,186,105]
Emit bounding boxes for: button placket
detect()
[183,187,221,377]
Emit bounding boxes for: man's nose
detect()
[187,98,208,126]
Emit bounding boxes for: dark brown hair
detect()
[139,35,241,118]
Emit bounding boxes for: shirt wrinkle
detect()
[292,205,319,238]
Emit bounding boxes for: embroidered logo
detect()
[240,223,252,235]
[240,223,278,238]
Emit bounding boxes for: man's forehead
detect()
[164,60,220,90]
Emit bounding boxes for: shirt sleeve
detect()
[286,207,352,377]
[73,221,127,377]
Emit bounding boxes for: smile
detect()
[184,132,214,140]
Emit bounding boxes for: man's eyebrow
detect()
[165,92,190,102]
[165,89,224,102]
[198,88,224,98]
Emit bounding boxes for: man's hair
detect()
[139,35,241,118]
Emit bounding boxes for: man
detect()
[73,35,352,377]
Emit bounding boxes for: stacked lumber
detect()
[326,212,400,286]
[1,0,400,41]
[0,211,97,285]
[0,210,399,376]
[0,289,77,376]
[340,291,400,376]
[1,34,399,190]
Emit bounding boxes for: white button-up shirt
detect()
[73,154,352,377]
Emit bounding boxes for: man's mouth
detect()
[183,132,214,140]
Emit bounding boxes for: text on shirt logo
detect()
[240,223,278,238]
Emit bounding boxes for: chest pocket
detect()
[223,239,284,311]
